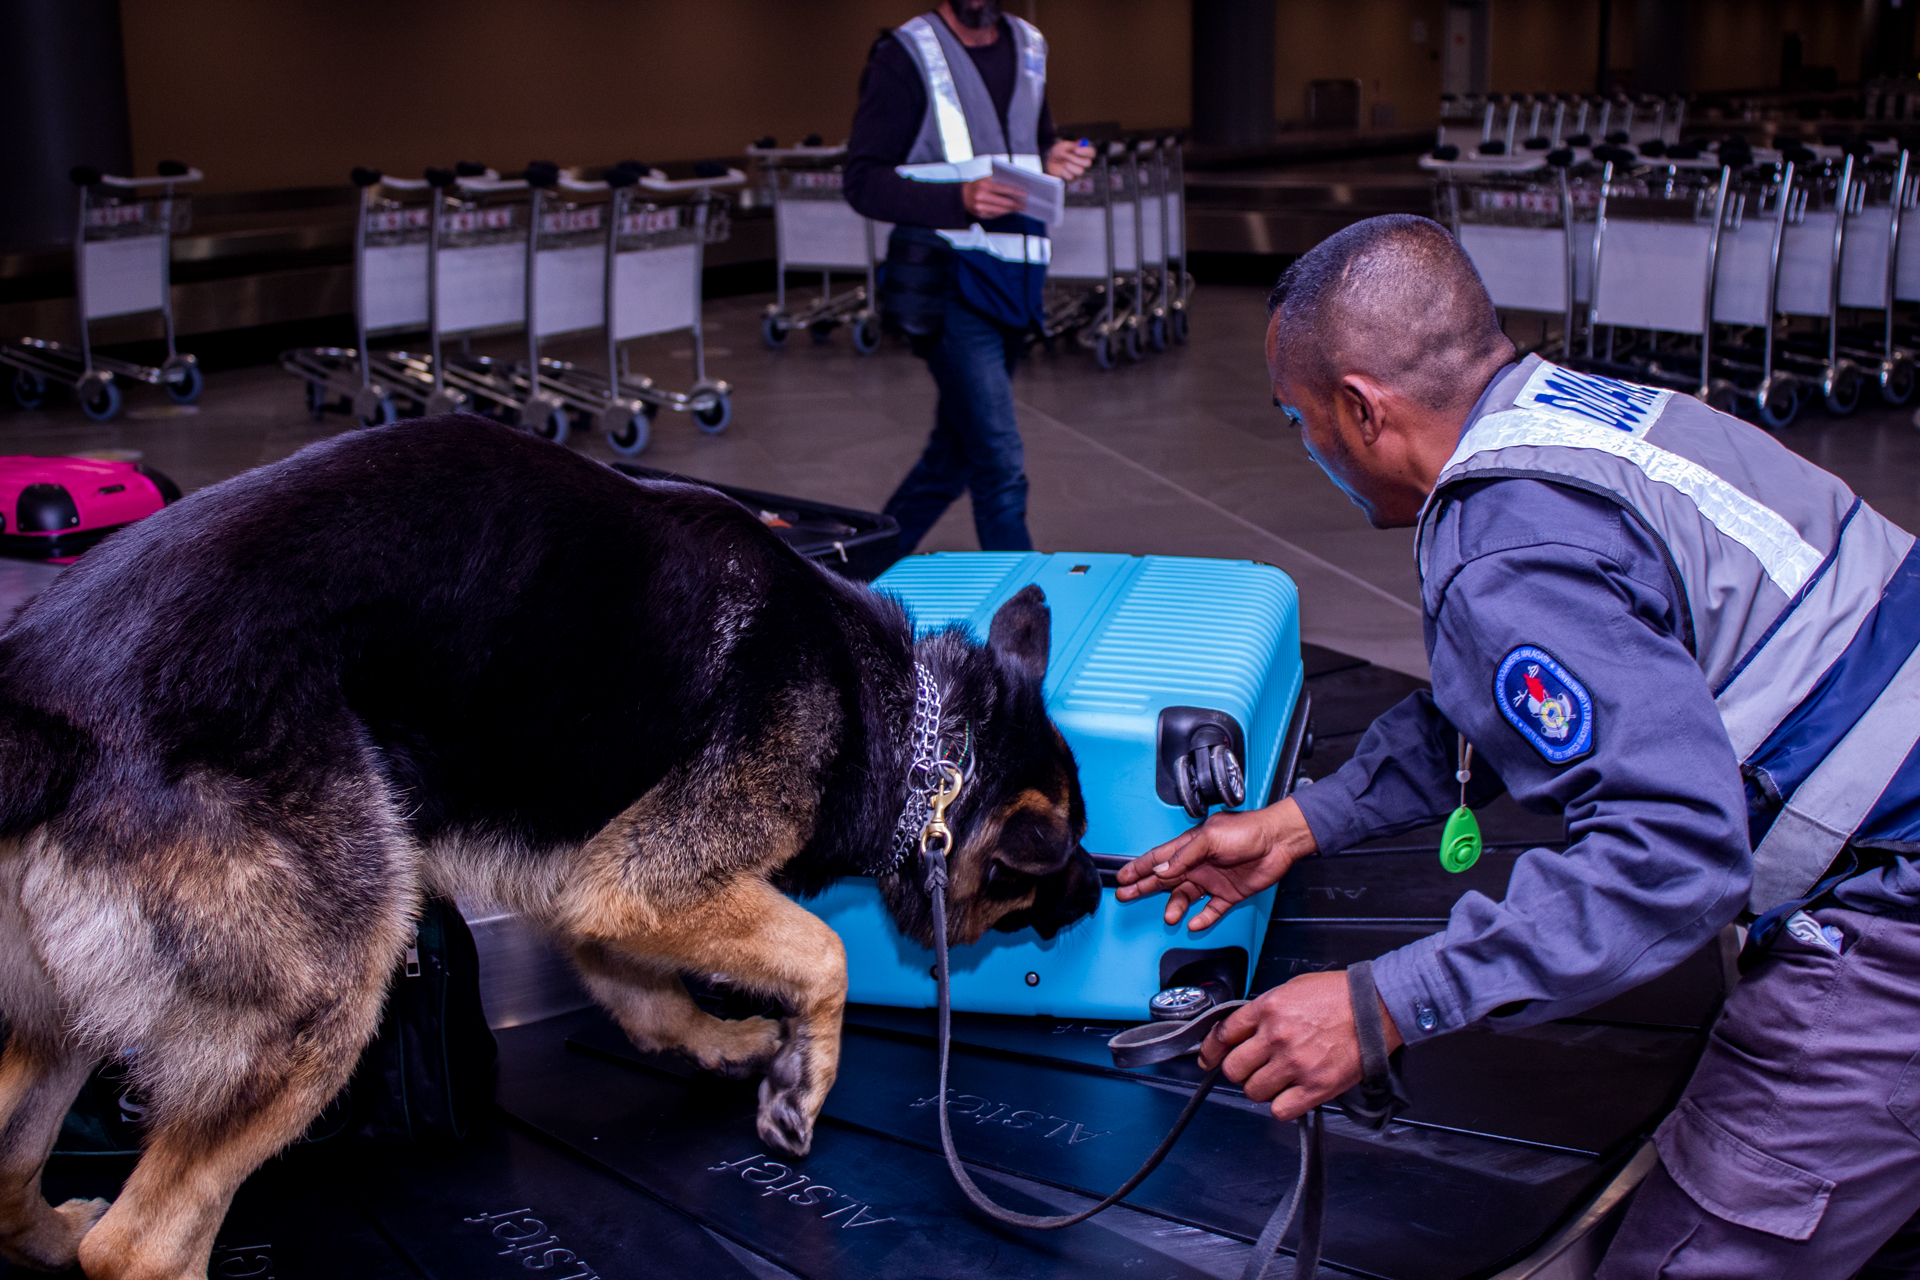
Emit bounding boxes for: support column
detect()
[1191,0,1275,148]
[0,0,133,252]
[1633,0,1693,96]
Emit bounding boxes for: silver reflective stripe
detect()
[898,16,973,163]
[1748,637,1920,912]
[1446,409,1825,596]
[935,226,1052,263]
[1717,510,1917,759]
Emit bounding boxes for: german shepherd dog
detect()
[0,418,1099,1279]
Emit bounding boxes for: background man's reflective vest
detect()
[891,11,1050,328]
[1418,357,1920,914]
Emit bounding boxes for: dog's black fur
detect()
[0,418,1097,1279]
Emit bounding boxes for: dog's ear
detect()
[988,585,1050,682]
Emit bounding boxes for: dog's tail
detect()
[0,700,89,839]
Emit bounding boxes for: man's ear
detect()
[988,584,1050,681]
[1339,374,1392,447]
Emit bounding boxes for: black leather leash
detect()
[919,843,1409,1279]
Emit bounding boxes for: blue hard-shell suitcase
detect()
[808,552,1309,1020]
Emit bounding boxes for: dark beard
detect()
[951,0,1002,30]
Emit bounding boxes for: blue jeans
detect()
[883,299,1032,553]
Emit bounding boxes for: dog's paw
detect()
[754,1024,821,1158]
[690,1014,783,1081]
[0,1196,110,1270]
[756,1074,814,1158]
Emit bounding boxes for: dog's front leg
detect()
[589,875,846,1158]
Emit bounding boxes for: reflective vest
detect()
[892,11,1050,327]
[1418,357,1920,914]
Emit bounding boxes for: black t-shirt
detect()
[844,16,1058,230]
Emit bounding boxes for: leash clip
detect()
[918,761,964,857]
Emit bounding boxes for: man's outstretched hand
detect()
[1114,797,1319,931]
[1198,971,1403,1120]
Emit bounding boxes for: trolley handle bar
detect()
[71,167,204,188]
[745,144,849,159]
[640,169,747,193]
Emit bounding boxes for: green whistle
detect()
[1440,804,1482,873]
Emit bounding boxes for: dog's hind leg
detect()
[570,943,783,1080]
[576,875,846,1159]
[0,1036,108,1270]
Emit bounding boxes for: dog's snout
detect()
[1028,847,1101,940]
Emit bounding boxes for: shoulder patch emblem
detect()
[1513,361,1673,437]
[1495,645,1594,765]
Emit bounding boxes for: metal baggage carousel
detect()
[33,642,1718,1280]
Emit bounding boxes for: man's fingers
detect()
[1268,1084,1331,1122]
[1187,895,1233,931]
[1163,885,1197,927]
[1117,830,1197,887]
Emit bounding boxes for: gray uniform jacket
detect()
[1292,356,1920,1045]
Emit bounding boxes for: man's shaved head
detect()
[1268,214,1512,413]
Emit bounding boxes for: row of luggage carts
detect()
[2,164,207,422]
[749,133,1191,370]
[281,159,744,456]
[1437,91,1690,159]
[1427,131,1915,428]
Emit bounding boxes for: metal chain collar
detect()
[886,662,964,872]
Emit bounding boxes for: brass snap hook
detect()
[919,761,964,858]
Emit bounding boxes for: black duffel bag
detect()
[55,896,497,1154]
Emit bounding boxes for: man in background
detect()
[845,2,1092,552]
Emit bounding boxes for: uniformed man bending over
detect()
[1118,213,1920,1275]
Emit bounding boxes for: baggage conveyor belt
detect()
[33,644,1714,1280]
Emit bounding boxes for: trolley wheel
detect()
[358,397,398,429]
[1092,333,1116,371]
[606,410,652,456]
[304,380,329,421]
[80,379,122,423]
[1824,369,1863,417]
[761,311,790,349]
[1122,322,1145,363]
[851,312,881,356]
[164,362,203,405]
[1881,361,1916,408]
[690,388,732,435]
[1171,307,1190,344]
[528,406,572,445]
[10,368,48,410]
[1148,314,1170,352]
[1755,383,1798,431]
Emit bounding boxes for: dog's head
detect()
[881,585,1101,948]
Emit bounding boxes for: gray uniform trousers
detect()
[1600,905,1920,1277]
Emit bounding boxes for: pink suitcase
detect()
[0,456,179,562]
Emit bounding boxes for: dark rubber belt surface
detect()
[497,1013,1243,1279]
[562,1008,1604,1280]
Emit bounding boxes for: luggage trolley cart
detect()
[1835,147,1915,406]
[599,163,745,446]
[1765,152,1865,415]
[281,168,439,427]
[1045,140,1144,370]
[1131,136,1176,353]
[747,141,889,354]
[1037,145,1116,362]
[1580,156,1735,400]
[1159,132,1193,344]
[1704,159,1811,427]
[4,164,204,421]
[1437,155,1583,357]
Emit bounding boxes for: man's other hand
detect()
[1045,139,1094,181]
[962,177,1029,219]
[1199,971,1403,1121]
[1114,797,1318,931]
